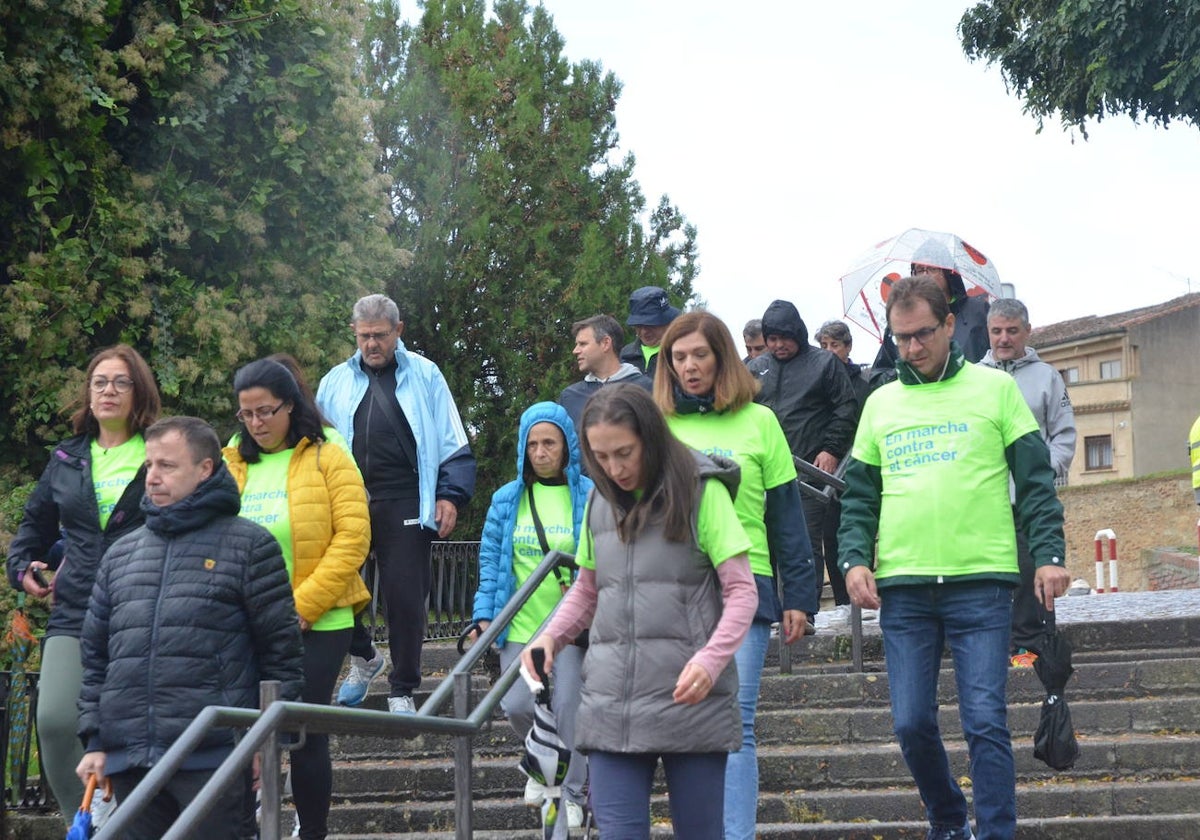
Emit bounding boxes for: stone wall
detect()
[1060,473,1198,592]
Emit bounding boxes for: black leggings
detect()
[292,627,352,840]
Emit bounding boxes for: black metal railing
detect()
[362,540,481,644]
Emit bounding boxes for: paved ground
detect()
[815,586,1200,632]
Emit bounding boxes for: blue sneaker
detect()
[337,653,386,706]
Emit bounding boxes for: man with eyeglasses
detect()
[317,294,476,714]
[838,276,1068,840]
[869,239,992,388]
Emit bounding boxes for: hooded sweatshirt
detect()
[979,346,1076,482]
[748,300,858,462]
[473,402,594,646]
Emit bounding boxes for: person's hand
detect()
[251,752,262,792]
[21,562,51,599]
[465,620,490,647]
[519,634,557,685]
[76,751,107,785]
[435,499,458,539]
[845,566,881,611]
[780,610,807,645]
[1034,565,1072,611]
[673,662,712,705]
[298,616,311,632]
[813,451,839,475]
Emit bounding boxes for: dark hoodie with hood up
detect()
[748,300,858,463]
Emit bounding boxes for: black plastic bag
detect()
[1033,692,1079,770]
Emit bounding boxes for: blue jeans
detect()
[880,582,1015,840]
[588,750,726,839]
[724,620,770,840]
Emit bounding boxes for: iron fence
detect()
[360,540,481,643]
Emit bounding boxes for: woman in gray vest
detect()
[521,385,757,838]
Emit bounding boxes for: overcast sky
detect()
[530,0,1200,356]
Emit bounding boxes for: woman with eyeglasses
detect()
[223,358,371,840]
[6,344,161,823]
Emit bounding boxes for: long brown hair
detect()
[580,385,698,543]
[654,311,760,415]
[70,345,161,437]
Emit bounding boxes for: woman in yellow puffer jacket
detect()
[224,357,371,840]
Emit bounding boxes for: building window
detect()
[1084,435,1113,471]
[1099,359,1122,379]
[1059,367,1080,384]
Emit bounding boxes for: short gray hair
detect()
[145,416,221,466]
[742,319,763,340]
[351,294,400,326]
[988,297,1030,327]
[815,320,853,346]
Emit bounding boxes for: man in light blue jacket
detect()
[317,294,476,713]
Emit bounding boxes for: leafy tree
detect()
[361,0,698,519]
[0,0,399,468]
[960,0,1200,133]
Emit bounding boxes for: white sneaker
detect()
[90,789,117,829]
[387,695,416,714]
[566,800,584,828]
[524,776,545,805]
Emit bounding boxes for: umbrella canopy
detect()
[840,228,1002,341]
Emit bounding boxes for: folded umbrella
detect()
[1032,631,1080,770]
[518,649,572,840]
[66,774,112,840]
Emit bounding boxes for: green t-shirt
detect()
[666,404,796,576]
[239,448,352,631]
[91,436,146,530]
[577,478,752,571]
[643,344,659,370]
[851,363,1039,580]
[508,482,577,644]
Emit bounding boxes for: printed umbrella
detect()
[839,228,1003,341]
[4,597,36,810]
[65,774,112,840]
[518,649,572,840]
[1032,631,1080,770]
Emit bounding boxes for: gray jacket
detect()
[980,346,1076,495]
[575,453,741,754]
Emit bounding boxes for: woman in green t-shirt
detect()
[7,344,160,825]
[223,358,371,840]
[468,401,592,827]
[654,311,818,840]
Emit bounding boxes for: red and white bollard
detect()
[1094,529,1118,593]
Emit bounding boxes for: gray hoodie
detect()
[979,346,1077,481]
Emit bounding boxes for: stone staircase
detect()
[8,600,1200,838]
[316,607,1200,839]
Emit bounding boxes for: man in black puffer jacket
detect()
[76,417,304,840]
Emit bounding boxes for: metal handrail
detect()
[94,549,577,840]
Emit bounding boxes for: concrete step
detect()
[316,776,1200,835]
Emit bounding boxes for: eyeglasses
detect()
[90,376,135,393]
[891,324,942,347]
[913,265,945,277]
[235,403,286,424]
[355,329,393,344]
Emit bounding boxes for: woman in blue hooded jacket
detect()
[470,401,593,825]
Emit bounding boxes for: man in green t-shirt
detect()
[837,277,1070,840]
